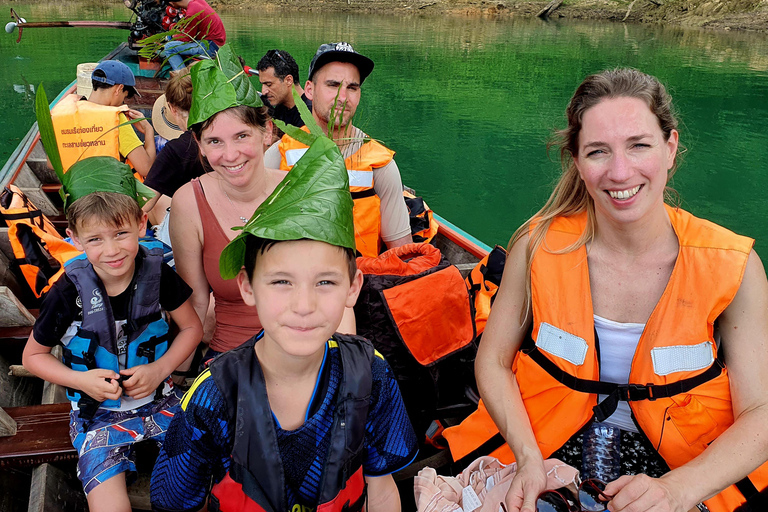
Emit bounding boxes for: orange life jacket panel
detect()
[403,192,439,244]
[445,206,768,512]
[50,94,127,172]
[279,132,394,257]
[465,245,507,336]
[0,185,81,300]
[355,243,476,435]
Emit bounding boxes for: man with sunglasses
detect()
[257,49,312,129]
[50,61,156,177]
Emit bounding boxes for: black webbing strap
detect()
[136,333,170,364]
[526,346,725,422]
[0,210,43,221]
[453,432,507,470]
[734,477,768,511]
[350,189,376,200]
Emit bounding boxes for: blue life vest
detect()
[61,241,170,411]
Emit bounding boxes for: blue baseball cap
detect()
[91,60,140,98]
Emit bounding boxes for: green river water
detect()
[2,2,768,251]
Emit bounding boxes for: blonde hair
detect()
[165,68,193,113]
[510,68,682,320]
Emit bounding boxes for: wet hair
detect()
[243,235,357,284]
[165,68,193,112]
[67,192,144,235]
[190,104,270,140]
[257,49,300,84]
[509,68,681,321]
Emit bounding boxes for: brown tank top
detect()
[192,179,261,352]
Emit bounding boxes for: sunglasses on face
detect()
[536,479,614,512]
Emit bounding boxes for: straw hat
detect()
[152,94,184,141]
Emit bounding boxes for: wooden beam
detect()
[0,287,36,327]
[28,462,87,512]
[0,407,17,437]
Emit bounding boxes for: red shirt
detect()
[178,0,226,47]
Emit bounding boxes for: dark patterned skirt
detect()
[550,426,670,479]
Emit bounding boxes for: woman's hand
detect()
[604,474,691,512]
[505,459,548,512]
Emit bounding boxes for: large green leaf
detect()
[219,136,354,279]
[34,84,64,182]
[188,44,263,127]
[61,156,155,211]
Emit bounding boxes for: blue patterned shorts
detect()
[69,391,181,494]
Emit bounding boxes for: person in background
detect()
[22,158,202,512]
[162,0,226,73]
[50,61,156,177]
[257,48,312,128]
[267,42,412,257]
[473,68,768,512]
[144,69,206,235]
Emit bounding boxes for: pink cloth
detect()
[414,457,579,512]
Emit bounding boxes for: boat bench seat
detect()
[0,402,153,509]
[0,402,75,467]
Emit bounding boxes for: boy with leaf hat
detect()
[151,127,418,512]
[24,86,203,511]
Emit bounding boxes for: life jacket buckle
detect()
[82,351,97,369]
[622,383,656,401]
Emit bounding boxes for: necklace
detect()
[221,185,249,224]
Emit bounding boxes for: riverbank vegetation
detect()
[215,0,768,32]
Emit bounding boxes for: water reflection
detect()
[1,3,767,248]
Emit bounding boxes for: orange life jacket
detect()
[465,245,507,336]
[0,185,81,300]
[355,243,476,436]
[279,132,394,257]
[50,94,127,172]
[403,192,439,244]
[444,206,768,512]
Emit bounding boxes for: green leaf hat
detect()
[218,134,356,280]
[61,157,156,211]
[188,44,263,127]
[34,83,154,211]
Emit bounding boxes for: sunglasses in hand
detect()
[536,479,614,512]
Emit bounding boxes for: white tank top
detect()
[594,314,644,433]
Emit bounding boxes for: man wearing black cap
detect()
[51,60,156,177]
[273,42,412,258]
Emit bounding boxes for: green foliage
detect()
[219,136,354,279]
[137,11,210,64]
[188,44,263,127]
[61,156,155,211]
[34,83,64,183]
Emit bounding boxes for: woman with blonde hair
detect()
[475,68,768,512]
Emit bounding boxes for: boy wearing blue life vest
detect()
[22,158,203,512]
[150,127,418,511]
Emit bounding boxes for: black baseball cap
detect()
[307,42,374,84]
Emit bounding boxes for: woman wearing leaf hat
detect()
[169,45,287,362]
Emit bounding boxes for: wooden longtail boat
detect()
[0,40,490,512]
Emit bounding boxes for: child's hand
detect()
[76,369,123,402]
[120,363,167,400]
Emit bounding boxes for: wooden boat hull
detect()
[0,44,490,512]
